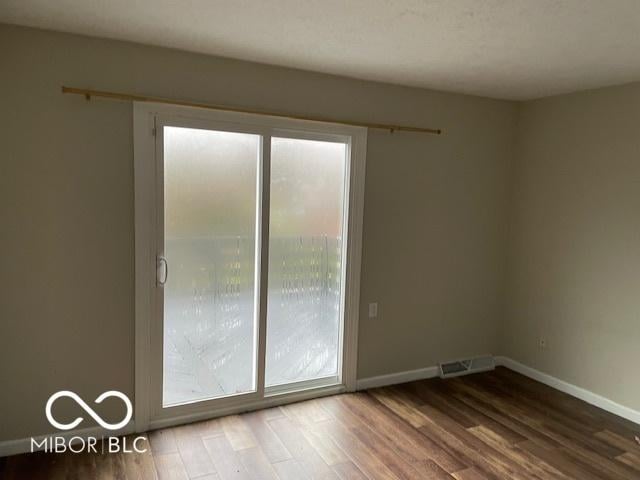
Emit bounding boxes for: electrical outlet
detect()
[368,302,378,318]
[539,338,547,350]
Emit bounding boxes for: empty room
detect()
[1,1,639,479]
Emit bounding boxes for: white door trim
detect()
[133,102,366,432]
[133,102,155,433]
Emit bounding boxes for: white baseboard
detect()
[356,357,640,426]
[356,366,439,390]
[0,421,136,458]
[495,356,640,426]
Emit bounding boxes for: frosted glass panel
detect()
[265,137,347,387]
[163,126,259,407]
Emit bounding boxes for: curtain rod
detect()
[61,86,442,135]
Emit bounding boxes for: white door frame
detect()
[133,102,366,432]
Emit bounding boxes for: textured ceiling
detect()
[2,0,640,100]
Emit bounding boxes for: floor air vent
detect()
[439,356,495,378]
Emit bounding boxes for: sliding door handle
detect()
[157,256,168,286]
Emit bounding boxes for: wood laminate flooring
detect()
[2,367,639,479]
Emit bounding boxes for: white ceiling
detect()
[2,0,640,100]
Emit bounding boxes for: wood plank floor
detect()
[2,367,639,479]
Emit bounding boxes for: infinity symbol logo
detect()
[45,391,132,431]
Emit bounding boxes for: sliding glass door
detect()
[162,126,261,407]
[265,137,347,389]
[137,105,365,425]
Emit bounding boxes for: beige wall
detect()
[0,24,516,441]
[505,82,640,411]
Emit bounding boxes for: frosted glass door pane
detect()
[265,137,347,387]
[163,126,260,407]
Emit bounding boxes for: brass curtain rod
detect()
[61,86,442,135]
